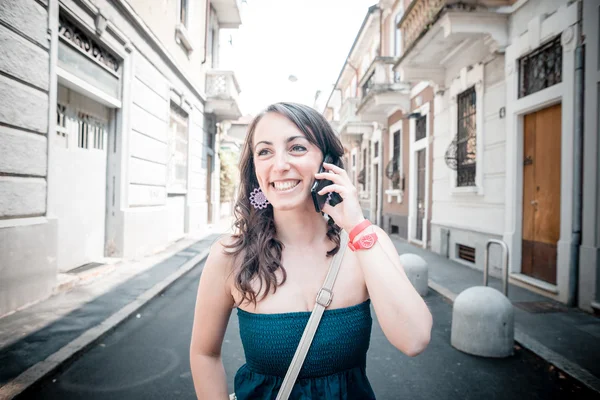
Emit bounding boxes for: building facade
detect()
[325,0,597,312]
[324,2,412,231]
[580,0,599,313]
[0,0,242,316]
[395,0,511,272]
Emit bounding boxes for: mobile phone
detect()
[311,154,344,213]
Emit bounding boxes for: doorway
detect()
[206,154,213,224]
[416,149,426,242]
[55,86,109,272]
[521,104,562,284]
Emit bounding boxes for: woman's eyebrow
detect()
[254,136,308,149]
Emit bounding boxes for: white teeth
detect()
[272,180,300,191]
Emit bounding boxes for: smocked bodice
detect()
[233,300,376,399]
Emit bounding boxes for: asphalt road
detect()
[22,261,599,400]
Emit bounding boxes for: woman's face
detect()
[252,112,323,211]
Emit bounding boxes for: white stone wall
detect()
[0,0,56,316]
[503,0,579,303]
[73,0,216,257]
[579,0,599,312]
[126,0,210,92]
[129,57,169,207]
[431,55,506,242]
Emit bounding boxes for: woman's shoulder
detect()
[206,234,240,268]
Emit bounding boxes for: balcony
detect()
[395,0,511,85]
[205,70,241,121]
[337,97,375,146]
[356,57,410,121]
[212,0,242,29]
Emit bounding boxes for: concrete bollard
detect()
[399,253,428,296]
[451,286,515,358]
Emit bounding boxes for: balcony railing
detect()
[339,97,359,128]
[359,57,398,101]
[399,0,515,55]
[206,70,240,101]
[205,70,241,121]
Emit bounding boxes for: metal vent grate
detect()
[457,244,476,263]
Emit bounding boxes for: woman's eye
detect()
[291,145,307,152]
[257,149,269,156]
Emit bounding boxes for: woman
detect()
[190,102,432,399]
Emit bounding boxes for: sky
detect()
[219,0,376,116]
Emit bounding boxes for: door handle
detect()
[530,200,538,210]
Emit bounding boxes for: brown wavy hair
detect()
[224,102,345,306]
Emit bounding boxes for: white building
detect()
[0,0,242,316]
[394,0,598,310]
[577,0,599,313]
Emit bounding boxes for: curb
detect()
[0,249,210,400]
[427,279,600,395]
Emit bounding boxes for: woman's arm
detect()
[351,225,432,356]
[318,162,433,357]
[190,238,236,399]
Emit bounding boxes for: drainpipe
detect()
[568,0,584,307]
[202,0,210,65]
[378,7,383,57]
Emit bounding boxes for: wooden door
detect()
[522,104,561,284]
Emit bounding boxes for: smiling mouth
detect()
[271,180,301,191]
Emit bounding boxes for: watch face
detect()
[359,233,376,249]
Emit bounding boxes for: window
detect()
[394,11,403,57]
[168,103,189,192]
[392,130,401,189]
[179,0,188,27]
[352,154,356,167]
[456,87,477,187]
[415,115,426,141]
[56,103,107,151]
[518,35,562,98]
[362,71,375,99]
[374,141,379,158]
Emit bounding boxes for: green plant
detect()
[219,149,239,203]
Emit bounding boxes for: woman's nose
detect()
[273,152,290,171]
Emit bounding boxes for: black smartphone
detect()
[311,154,344,213]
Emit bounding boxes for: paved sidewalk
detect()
[391,236,600,395]
[0,225,227,399]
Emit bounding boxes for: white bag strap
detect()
[275,230,349,400]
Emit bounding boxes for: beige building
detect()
[324,2,412,230]
[0,0,242,316]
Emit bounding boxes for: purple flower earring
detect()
[249,187,270,210]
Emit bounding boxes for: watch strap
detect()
[348,219,371,243]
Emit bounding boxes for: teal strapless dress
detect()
[234,299,376,399]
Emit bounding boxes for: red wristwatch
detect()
[348,231,378,251]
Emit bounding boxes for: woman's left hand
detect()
[316,162,366,233]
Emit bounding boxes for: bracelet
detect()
[348,219,372,243]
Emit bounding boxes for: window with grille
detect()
[392,130,401,189]
[179,0,188,26]
[374,141,379,158]
[168,103,189,192]
[456,87,477,187]
[415,115,426,141]
[56,103,106,150]
[518,35,562,98]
